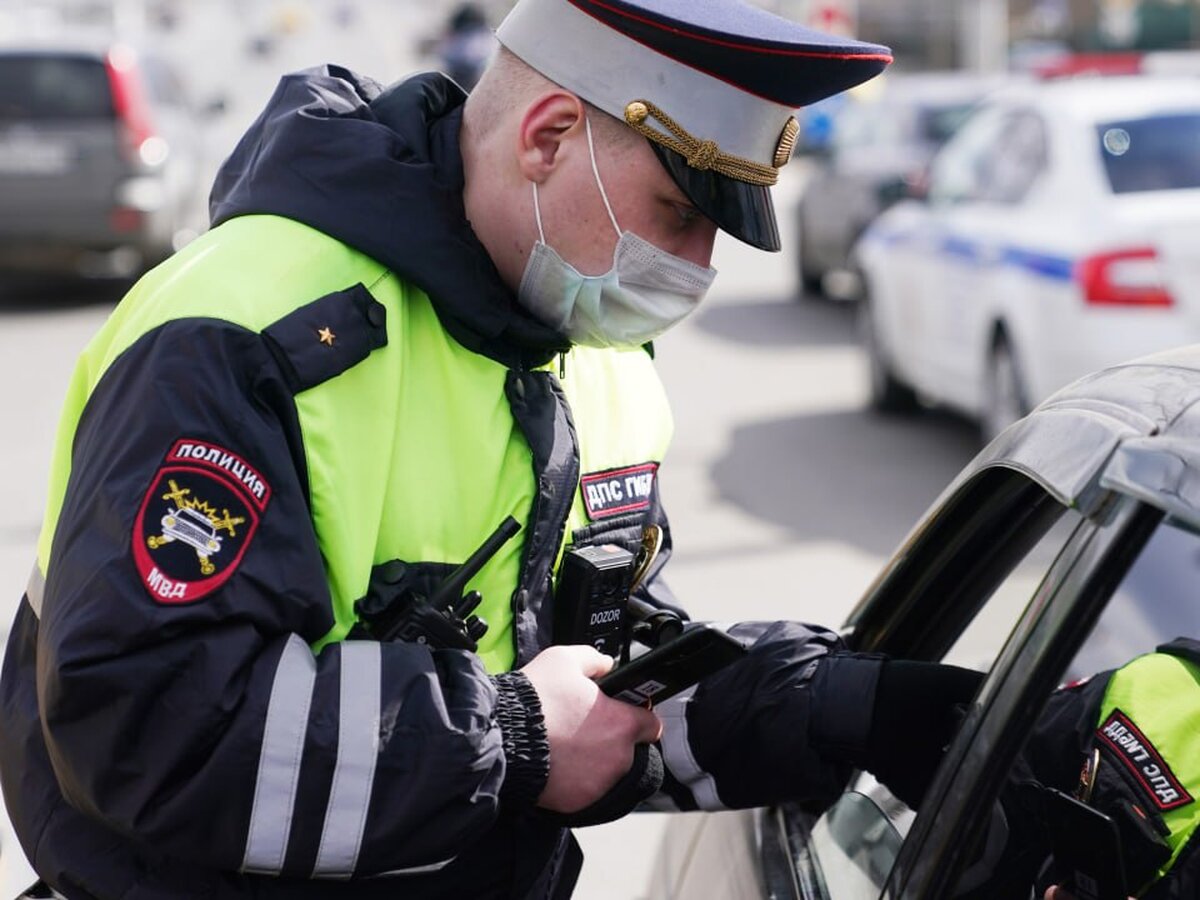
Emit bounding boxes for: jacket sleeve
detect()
[649,620,856,812]
[649,623,984,814]
[35,318,547,879]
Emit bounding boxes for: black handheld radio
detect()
[355,517,521,651]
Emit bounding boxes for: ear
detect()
[516,91,586,184]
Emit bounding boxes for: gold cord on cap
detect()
[624,99,782,187]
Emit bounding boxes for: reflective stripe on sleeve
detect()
[26,564,45,619]
[313,641,382,878]
[242,634,318,874]
[658,686,727,811]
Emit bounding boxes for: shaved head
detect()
[464,47,635,149]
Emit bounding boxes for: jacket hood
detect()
[210,66,569,369]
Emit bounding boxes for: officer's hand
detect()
[809,655,983,809]
[861,659,983,808]
[521,645,662,814]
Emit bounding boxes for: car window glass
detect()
[1066,516,1200,679]
[1097,113,1200,193]
[927,108,1009,205]
[942,509,1084,670]
[919,103,978,147]
[975,111,1048,204]
[807,790,904,899]
[0,55,114,120]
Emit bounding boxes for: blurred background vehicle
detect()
[794,70,1008,300]
[856,74,1200,442]
[0,35,213,282]
[650,343,1200,899]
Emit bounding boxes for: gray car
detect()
[650,343,1200,898]
[0,36,208,280]
[795,72,1007,300]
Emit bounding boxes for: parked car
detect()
[855,75,1200,442]
[795,72,1006,299]
[0,36,209,280]
[650,343,1200,899]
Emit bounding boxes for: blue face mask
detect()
[517,117,718,350]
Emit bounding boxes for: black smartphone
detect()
[597,624,747,706]
[1042,787,1128,900]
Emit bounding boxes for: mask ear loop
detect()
[531,182,547,243]
[584,116,622,238]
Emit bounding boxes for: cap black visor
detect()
[651,143,781,252]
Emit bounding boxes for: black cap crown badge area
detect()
[132,439,271,604]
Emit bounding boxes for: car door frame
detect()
[756,464,1074,899]
[759,462,1163,899]
[883,491,1161,898]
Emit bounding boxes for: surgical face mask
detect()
[517,117,718,350]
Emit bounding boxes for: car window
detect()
[917,102,978,147]
[1066,516,1200,679]
[943,509,1084,670]
[927,107,1009,205]
[927,107,1047,206]
[0,54,114,120]
[975,110,1047,204]
[806,787,906,899]
[1097,112,1200,193]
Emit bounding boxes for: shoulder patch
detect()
[581,463,658,520]
[1096,708,1194,812]
[132,439,271,604]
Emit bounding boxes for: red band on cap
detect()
[568,0,893,63]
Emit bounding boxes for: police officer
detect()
[960,640,1200,899]
[0,1,980,897]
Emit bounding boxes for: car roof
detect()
[993,74,1200,123]
[956,344,1200,529]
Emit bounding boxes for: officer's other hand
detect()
[520,645,662,814]
[864,659,983,808]
[811,655,984,809]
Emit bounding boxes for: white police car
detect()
[855,75,1200,442]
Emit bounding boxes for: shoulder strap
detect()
[1157,638,1200,669]
[263,283,388,393]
